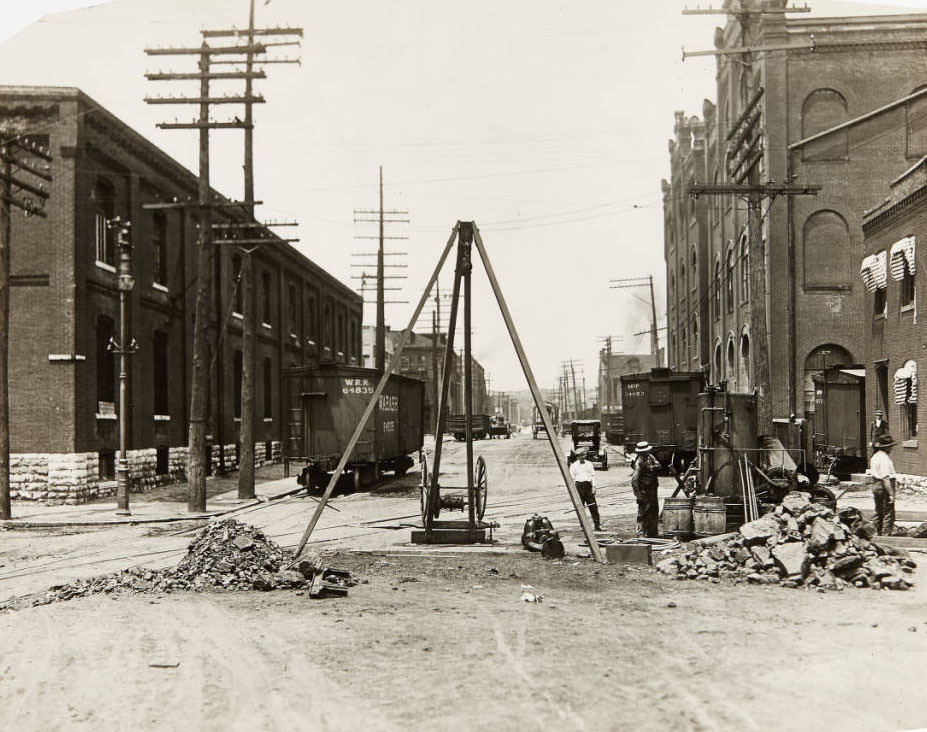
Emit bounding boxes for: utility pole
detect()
[109,218,137,515]
[0,126,51,520]
[353,168,409,371]
[146,36,266,512]
[202,1,302,499]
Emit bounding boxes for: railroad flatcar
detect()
[283,364,425,490]
[620,368,704,470]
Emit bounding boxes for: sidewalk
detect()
[1,465,300,528]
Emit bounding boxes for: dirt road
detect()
[2,433,926,731]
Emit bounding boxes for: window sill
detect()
[154,414,170,422]
[261,322,273,330]
[96,413,117,421]
[95,260,116,274]
[873,313,887,321]
[263,417,273,424]
[900,303,915,314]
[152,282,169,293]
[903,439,918,449]
[232,312,243,320]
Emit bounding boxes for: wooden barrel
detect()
[662,497,694,537]
[693,495,727,537]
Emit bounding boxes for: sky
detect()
[0,0,924,398]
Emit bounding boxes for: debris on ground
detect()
[3,519,357,611]
[656,492,917,591]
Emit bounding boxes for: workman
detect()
[631,440,660,538]
[869,433,897,536]
[569,450,602,531]
[869,409,890,454]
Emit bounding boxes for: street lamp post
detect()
[110,217,137,515]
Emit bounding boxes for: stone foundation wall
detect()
[9,441,281,505]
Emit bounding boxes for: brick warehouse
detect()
[663,3,927,433]
[861,157,927,480]
[1,86,362,503]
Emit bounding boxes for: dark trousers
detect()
[636,488,659,538]
[873,486,895,535]
[575,481,601,529]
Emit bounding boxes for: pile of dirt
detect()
[13,519,354,609]
[657,492,916,591]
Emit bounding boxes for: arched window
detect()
[713,341,722,384]
[802,89,848,161]
[906,85,927,157]
[726,336,736,378]
[725,247,735,312]
[803,211,850,289]
[739,232,749,302]
[713,258,722,320]
[691,315,699,358]
[691,247,698,290]
[739,331,751,388]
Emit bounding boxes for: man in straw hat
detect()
[631,440,660,537]
[870,433,897,535]
[569,449,602,531]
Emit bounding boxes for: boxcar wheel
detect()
[473,455,488,522]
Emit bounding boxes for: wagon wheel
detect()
[419,455,441,523]
[473,455,488,522]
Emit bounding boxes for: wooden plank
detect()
[308,571,325,598]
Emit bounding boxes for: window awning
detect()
[893,359,918,404]
[889,236,916,280]
[860,250,887,292]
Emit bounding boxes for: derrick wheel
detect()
[473,455,488,522]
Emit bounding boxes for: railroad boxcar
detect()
[283,364,425,490]
[602,410,624,444]
[447,413,491,440]
[620,368,704,470]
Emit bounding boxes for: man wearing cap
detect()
[870,433,897,535]
[569,450,602,531]
[869,408,889,455]
[631,440,660,537]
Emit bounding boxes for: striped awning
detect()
[893,360,918,404]
[860,251,887,292]
[889,236,916,280]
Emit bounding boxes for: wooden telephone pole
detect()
[0,125,51,520]
[202,2,302,499]
[610,276,660,362]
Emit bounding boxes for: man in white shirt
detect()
[569,451,602,531]
[870,433,897,535]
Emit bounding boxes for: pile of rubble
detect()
[657,492,916,591]
[16,519,354,609]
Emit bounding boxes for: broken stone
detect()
[656,557,680,575]
[781,491,812,516]
[771,542,810,579]
[807,518,837,552]
[739,515,780,545]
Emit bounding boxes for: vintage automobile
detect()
[568,419,608,470]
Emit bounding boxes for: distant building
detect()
[663,7,927,424]
[1,86,361,503]
[597,351,659,415]
[861,156,926,477]
[361,325,395,369]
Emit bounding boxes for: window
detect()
[713,342,722,383]
[153,330,169,415]
[713,259,722,320]
[233,350,243,418]
[93,179,115,266]
[739,332,751,388]
[263,357,273,419]
[739,234,749,302]
[802,89,848,161]
[691,315,698,359]
[876,362,889,420]
[725,248,735,313]
[96,315,115,408]
[306,297,317,343]
[323,303,333,349]
[288,284,298,336]
[337,313,345,356]
[893,360,918,440]
[727,337,735,377]
[156,447,170,476]
[691,248,697,290]
[906,86,927,157]
[98,451,115,480]
[232,255,243,314]
[803,211,850,289]
[152,211,168,286]
[261,270,272,324]
[889,236,916,309]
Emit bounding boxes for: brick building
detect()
[663,4,927,427]
[2,86,361,503]
[861,157,925,478]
